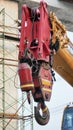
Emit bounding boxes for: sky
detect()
[18,0,73,129]
[22,31,73,130]
[17,0,73,127]
[34,73,73,130]
[33,31,73,130]
[19,1,73,129]
[23,73,73,130]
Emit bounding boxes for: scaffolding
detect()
[0,8,33,130]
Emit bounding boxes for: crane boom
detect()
[49,12,73,86]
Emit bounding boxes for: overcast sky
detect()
[19,1,73,129]
[18,32,73,130]
[33,31,73,130]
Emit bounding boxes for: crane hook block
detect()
[34,104,50,125]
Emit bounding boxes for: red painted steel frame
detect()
[19,1,51,61]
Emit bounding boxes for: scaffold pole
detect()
[2,8,5,130]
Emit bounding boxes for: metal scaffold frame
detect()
[0,8,33,130]
[1,8,5,130]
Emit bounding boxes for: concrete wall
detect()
[0,0,19,130]
[18,0,73,32]
[31,0,73,10]
[0,0,18,34]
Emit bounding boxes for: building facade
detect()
[0,0,19,130]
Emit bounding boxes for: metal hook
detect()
[34,103,50,125]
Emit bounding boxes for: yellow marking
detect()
[21,84,34,88]
[41,79,52,86]
[42,88,52,92]
[42,107,48,113]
